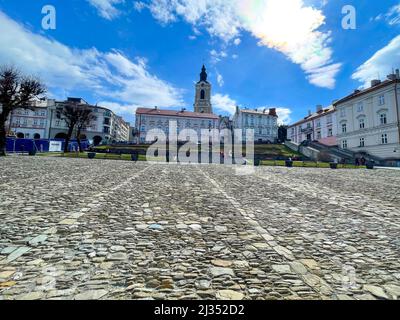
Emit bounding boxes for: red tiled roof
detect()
[136,108,219,119]
[289,106,335,127]
[333,79,399,106]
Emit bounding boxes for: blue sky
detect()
[0,0,399,125]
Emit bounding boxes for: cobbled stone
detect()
[0,157,399,300]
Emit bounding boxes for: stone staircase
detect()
[307,141,383,164]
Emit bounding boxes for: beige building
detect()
[334,71,400,162]
[48,98,130,145]
[135,107,219,144]
[288,105,337,146]
[5,99,55,140]
[233,107,278,143]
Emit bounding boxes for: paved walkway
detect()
[0,156,399,300]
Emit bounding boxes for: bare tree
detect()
[56,102,94,153]
[75,107,95,152]
[0,66,46,156]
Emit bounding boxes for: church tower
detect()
[194,65,213,114]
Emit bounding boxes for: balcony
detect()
[301,127,313,134]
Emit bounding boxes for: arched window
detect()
[16,132,25,139]
[200,90,205,100]
[33,133,41,140]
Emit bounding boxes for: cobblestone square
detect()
[0,156,400,300]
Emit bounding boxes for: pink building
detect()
[288,105,337,146]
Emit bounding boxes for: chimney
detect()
[316,105,323,113]
[154,106,158,110]
[235,105,240,114]
[371,79,381,87]
[269,108,277,116]
[387,73,396,81]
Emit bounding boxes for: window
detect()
[380,113,387,125]
[327,115,332,124]
[340,109,346,117]
[41,111,46,116]
[359,118,365,129]
[316,121,321,128]
[317,131,322,139]
[33,119,38,126]
[342,140,348,149]
[357,102,364,112]
[200,90,205,100]
[360,138,365,147]
[307,123,311,129]
[55,120,61,126]
[328,128,333,137]
[378,95,385,106]
[381,134,388,144]
[342,123,347,133]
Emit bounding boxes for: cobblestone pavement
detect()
[0,156,400,300]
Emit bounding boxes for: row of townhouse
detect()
[288,70,400,161]
[134,65,279,144]
[134,106,279,144]
[5,97,130,145]
[289,105,337,146]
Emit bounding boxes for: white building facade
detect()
[135,108,219,143]
[5,97,130,145]
[48,98,130,145]
[233,107,278,143]
[288,105,337,146]
[5,99,55,140]
[334,72,400,161]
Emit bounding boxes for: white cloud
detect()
[0,11,183,117]
[233,38,241,46]
[87,0,124,20]
[375,4,400,25]
[255,106,292,124]
[275,107,292,125]
[212,93,237,114]
[144,0,341,89]
[98,101,139,121]
[133,1,147,12]
[216,72,224,86]
[352,35,400,87]
[210,49,228,63]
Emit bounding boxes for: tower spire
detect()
[200,65,208,82]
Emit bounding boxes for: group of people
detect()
[355,157,367,166]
